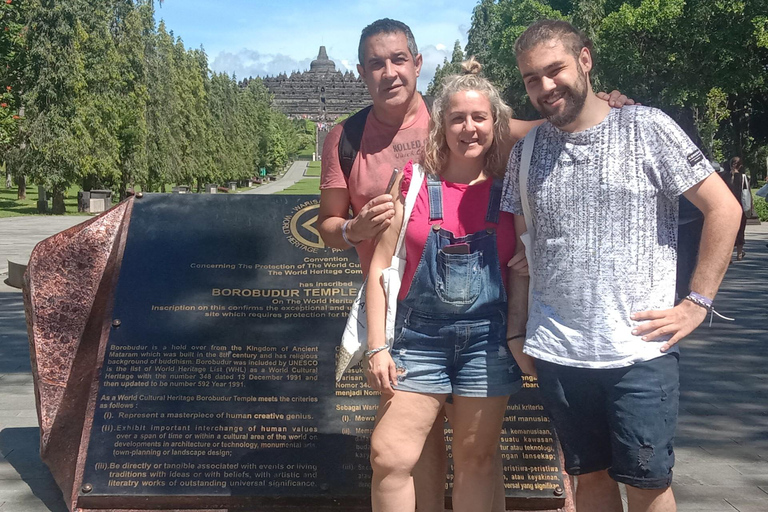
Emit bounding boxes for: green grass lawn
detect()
[297,145,315,159]
[0,182,238,217]
[305,161,321,177]
[275,178,320,195]
[0,185,89,218]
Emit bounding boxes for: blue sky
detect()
[155,0,481,91]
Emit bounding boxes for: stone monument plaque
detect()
[25,194,568,511]
[78,194,370,510]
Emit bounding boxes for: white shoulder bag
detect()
[335,164,426,381]
[740,174,752,212]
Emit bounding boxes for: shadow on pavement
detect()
[676,235,768,459]
[0,427,68,512]
[0,291,32,373]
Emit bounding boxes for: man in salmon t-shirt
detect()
[318,18,633,511]
[318,19,429,275]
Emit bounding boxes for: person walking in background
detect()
[718,156,749,261]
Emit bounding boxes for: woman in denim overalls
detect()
[365,59,523,512]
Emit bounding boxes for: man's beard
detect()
[538,71,589,128]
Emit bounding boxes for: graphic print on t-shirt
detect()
[393,138,428,162]
[501,106,714,368]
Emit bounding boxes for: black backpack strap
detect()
[338,105,372,180]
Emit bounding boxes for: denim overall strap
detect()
[485,178,503,224]
[427,174,443,222]
[398,178,507,318]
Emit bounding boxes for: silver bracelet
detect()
[341,219,358,247]
[364,344,389,358]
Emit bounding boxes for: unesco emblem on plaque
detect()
[282,200,326,252]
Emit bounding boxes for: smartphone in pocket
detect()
[442,243,470,255]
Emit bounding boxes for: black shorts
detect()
[536,354,680,489]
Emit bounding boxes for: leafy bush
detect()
[753,190,768,221]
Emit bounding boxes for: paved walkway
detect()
[0,217,84,276]
[0,213,766,511]
[243,160,310,195]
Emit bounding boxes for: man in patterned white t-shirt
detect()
[502,20,742,512]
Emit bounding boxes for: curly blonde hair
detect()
[423,58,513,179]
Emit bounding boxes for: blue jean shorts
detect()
[390,308,522,397]
[535,354,680,489]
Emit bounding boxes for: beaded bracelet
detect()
[684,291,713,310]
[364,344,390,358]
[341,220,358,247]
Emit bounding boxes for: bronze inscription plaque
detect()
[80,194,563,510]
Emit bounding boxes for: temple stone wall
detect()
[260,46,371,121]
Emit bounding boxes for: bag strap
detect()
[485,178,503,224]
[519,126,539,236]
[394,164,426,259]
[338,105,372,180]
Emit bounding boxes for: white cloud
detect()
[211,49,356,79]
[419,44,451,92]
[212,42,454,93]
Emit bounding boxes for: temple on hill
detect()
[260,46,371,121]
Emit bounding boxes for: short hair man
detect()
[502,20,742,512]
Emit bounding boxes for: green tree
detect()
[22,0,91,212]
[467,0,768,167]
[145,20,177,191]
[427,40,465,96]
[1,0,30,197]
[466,0,564,118]
[110,0,149,198]
[5,0,308,208]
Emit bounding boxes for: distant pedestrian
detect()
[718,156,749,260]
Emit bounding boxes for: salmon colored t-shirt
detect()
[320,99,430,275]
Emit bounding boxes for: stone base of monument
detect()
[5,255,28,288]
[24,194,573,512]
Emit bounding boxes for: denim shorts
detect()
[535,354,680,489]
[390,308,522,397]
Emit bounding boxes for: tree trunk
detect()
[17,175,26,200]
[52,187,66,214]
[119,180,127,201]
